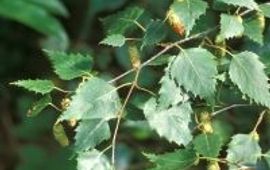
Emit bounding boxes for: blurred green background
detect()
[1,0,270,170]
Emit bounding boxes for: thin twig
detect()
[111,69,141,168]
[252,110,266,133]
[212,104,250,116]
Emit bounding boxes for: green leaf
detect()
[53,123,69,147]
[220,14,244,40]
[169,0,208,35]
[229,51,270,107]
[27,95,52,117]
[226,134,261,170]
[100,34,126,47]
[158,61,188,109]
[59,77,121,121]
[193,133,223,158]
[216,0,258,10]
[259,3,270,18]
[145,148,197,170]
[74,119,111,152]
[77,150,111,170]
[11,79,55,94]
[0,0,68,50]
[25,0,68,16]
[141,20,166,48]
[170,48,218,99]
[102,7,144,35]
[148,54,172,66]
[44,50,93,80]
[143,98,193,146]
[243,14,264,45]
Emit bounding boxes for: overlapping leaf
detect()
[74,119,111,152]
[11,79,55,94]
[170,48,218,99]
[141,20,166,48]
[77,150,111,170]
[45,50,93,80]
[226,134,261,170]
[169,0,208,35]
[27,95,52,117]
[243,14,265,45]
[193,133,223,158]
[216,0,258,10]
[220,14,244,39]
[102,7,144,35]
[100,34,126,47]
[259,3,270,18]
[145,148,197,170]
[229,51,270,107]
[144,98,193,146]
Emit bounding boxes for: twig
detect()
[212,104,250,116]
[252,110,266,133]
[111,69,141,167]
[108,27,217,84]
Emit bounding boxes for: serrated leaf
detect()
[226,134,261,170]
[74,119,111,152]
[243,14,264,45]
[44,50,93,80]
[220,14,244,40]
[77,150,111,170]
[53,123,69,147]
[216,0,258,10]
[11,79,55,94]
[102,7,144,35]
[59,77,121,121]
[158,61,188,109]
[144,98,193,146]
[169,0,208,36]
[100,34,125,47]
[229,51,270,107]
[141,20,166,48]
[259,3,270,18]
[27,94,52,117]
[193,133,223,158]
[145,148,197,170]
[170,48,218,99]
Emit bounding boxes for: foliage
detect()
[9,0,270,169]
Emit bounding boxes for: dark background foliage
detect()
[0,0,270,170]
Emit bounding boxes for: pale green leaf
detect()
[102,7,144,35]
[243,14,264,45]
[75,119,111,152]
[216,0,258,10]
[170,48,218,99]
[169,0,208,35]
[229,51,270,107]
[53,123,69,147]
[220,14,244,39]
[11,79,55,94]
[141,20,166,48]
[145,148,197,170]
[158,61,188,109]
[59,77,121,121]
[27,95,52,117]
[100,34,126,47]
[144,98,193,146]
[259,3,270,18]
[226,134,261,170]
[77,150,111,170]
[193,133,223,158]
[44,50,93,80]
